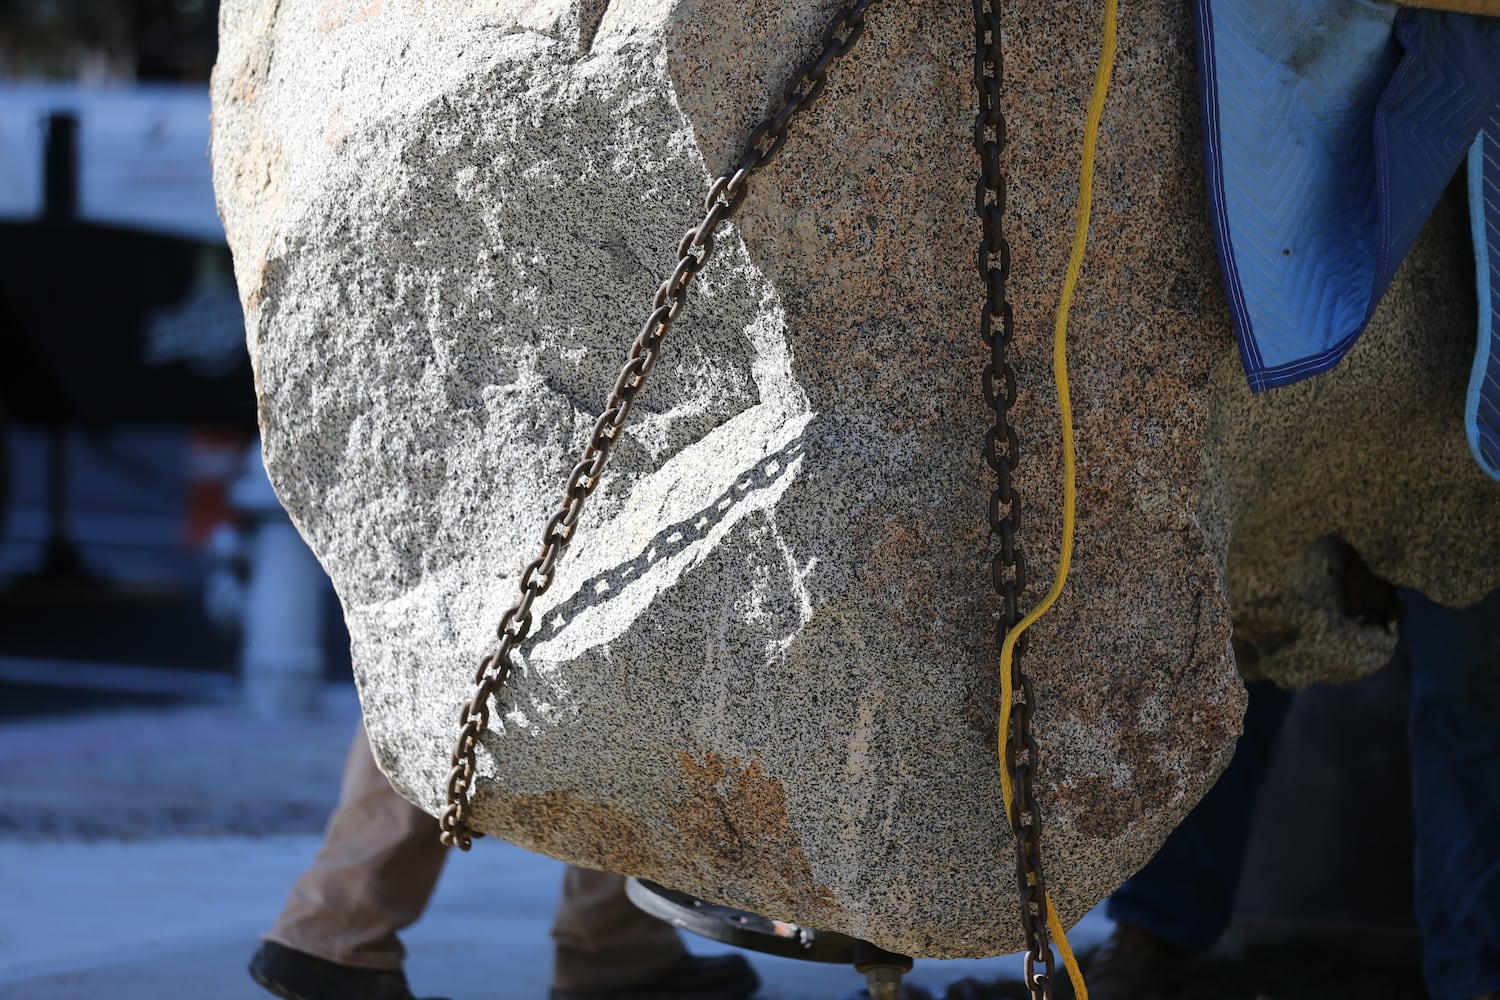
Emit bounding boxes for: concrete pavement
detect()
[0,684,1109,999]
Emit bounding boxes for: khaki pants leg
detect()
[551,868,685,991]
[265,722,447,970]
[266,720,683,987]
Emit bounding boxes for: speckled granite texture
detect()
[210,0,1494,958]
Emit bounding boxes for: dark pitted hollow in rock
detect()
[211,0,1499,957]
[1204,186,1500,688]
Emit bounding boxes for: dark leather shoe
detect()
[248,941,449,1000]
[1083,922,1197,1000]
[549,952,759,999]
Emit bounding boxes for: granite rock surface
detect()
[211,0,1495,957]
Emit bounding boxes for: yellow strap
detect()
[994,0,1117,994]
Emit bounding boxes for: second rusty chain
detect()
[974,0,1057,996]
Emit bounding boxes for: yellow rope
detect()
[995,0,1118,996]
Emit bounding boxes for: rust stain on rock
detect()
[318,0,384,32]
[485,789,665,875]
[669,753,845,926]
[323,105,351,150]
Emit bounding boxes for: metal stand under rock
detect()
[626,878,915,1000]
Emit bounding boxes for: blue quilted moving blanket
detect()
[1192,0,1500,477]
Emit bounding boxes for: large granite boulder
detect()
[211,0,1498,957]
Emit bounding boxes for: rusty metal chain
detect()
[440,0,879,852]
[973,1,1055,997]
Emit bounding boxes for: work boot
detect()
[550,952,759,999]
[248,941,448,1000]
[1083,922,1196,1000]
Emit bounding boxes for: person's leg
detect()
[550,868,759,999]
[551,867,685,991]
[265,722,448,970]
[1104,679,1294,953]
[1404,589,1500,1000]
[256,721,753,999]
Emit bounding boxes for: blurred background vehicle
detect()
[0,0,349,720]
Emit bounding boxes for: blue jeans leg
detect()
[1105,680,1294,953]
[1404,588,1500,1000]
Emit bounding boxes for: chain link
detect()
[440,0,879,852]
[973,1,1055,997]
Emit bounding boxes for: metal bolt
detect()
[865,965,904,1000]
